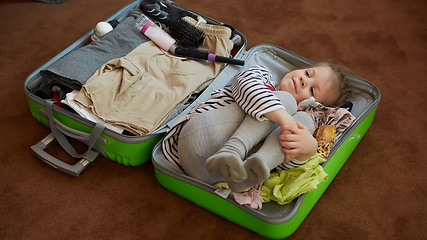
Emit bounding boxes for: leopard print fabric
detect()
[314,125,336,159]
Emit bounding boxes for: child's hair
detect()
[316,62,351,107]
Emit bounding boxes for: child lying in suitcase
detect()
[162,64,350,192]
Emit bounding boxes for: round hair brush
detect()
[169,18,205,47]
[172,45,244,66]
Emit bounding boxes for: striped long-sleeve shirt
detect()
[161,65,307,170]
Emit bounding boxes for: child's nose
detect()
[300,77,306,88]
[300,76,311,88]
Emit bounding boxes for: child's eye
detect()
[310,87,314,96]
[305,70,310,77]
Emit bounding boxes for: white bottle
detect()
[135,14,176,52]
[91,22,113,42]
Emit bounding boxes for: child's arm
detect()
[279,122,318,163]
[231,65,285,121]
[264,108,298,133]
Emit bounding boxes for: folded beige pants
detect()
[75,18,233,135]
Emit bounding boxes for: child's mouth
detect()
[292,79,297,93]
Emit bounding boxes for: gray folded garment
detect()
[36,9,149,97]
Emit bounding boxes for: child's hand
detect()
[265,109,299,134]
[279,121,318,163]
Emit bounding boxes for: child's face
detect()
[279,65,339,106]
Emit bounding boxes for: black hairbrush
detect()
[140,0,171,23]
[172,45,244,66]
[169,18,204,47]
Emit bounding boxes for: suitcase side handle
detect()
[31,100,105,176]
[37,108,108,147]
[31,133,99,177]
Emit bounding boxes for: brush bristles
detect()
[174,46,209,59]
[169,18,205,47]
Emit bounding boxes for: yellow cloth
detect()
[260,154,328,205]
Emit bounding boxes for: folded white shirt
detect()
[62,91,125,134]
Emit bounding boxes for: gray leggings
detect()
[177,91,314,184]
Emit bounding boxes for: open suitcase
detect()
[25,0,381,238]
[24,0,246,177]
[152,43,380,238]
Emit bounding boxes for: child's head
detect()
[278,63,350,107]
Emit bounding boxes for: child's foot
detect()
[206,151,247,182]
[227,154,270,192]
[243,154,270,185]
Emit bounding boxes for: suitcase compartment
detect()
[24,0,247,176]
[151,44,380,239]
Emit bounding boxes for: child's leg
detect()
[228,111,315,192]
[293,111,315,134]
[207,91,298,183]
[227,127,283,192]
[206,111,278,182]
[177,103,246,184]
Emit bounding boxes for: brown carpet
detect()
[1,0,426,239]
